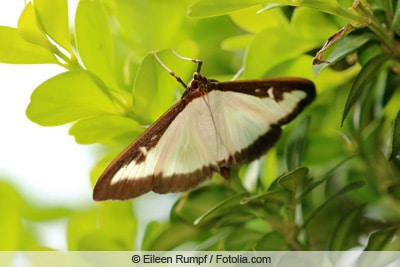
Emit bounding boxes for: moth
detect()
[93,53,316,201]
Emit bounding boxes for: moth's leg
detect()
[152,49,204,88]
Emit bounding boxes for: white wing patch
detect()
[110,88,308,185]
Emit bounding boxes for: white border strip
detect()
[2,251,400,267]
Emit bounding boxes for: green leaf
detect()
[341,53,392,125]
[241,189,292,205]
[0,181,23,250]
[188,0,266,17]
[0,26,58,64]
[68,202,136,250]
[172,185,239,225]
[132,52,176,123]
[132,50,197,124]
[244,27,319,78]
[17,2,53,48]
[388,184,400,201]
[255,231,289,250]
[229,5,289,33]
[26,70,121,126]
[33,0,71,53]
[69,115,142,145]
[304,181,365,229]
[97,201,136,250]
[221,34,253,51]
[23,205,73,222]
[393,1,400,35]
[300,155,359,199]
[364,228,397,251]
[75,0,115,87]
[189,0,351,19]
[75,231,127,250]
[357,228,400,266]
[266,55,316,79]
[193,193,247,225]
[147,222,203,250]
[389,110,400,160]
[328,205,364,250]
[284,116,311,170]
[224,227,264,250]
[213,211,257,228]
[291,7,340,42]
[357,41,384,66]
[277,167,309,193]
[67,209,98,250]
[110,0,187,52]
[141,221,165,251]
[304,134,346,165]
[313,32,373,76]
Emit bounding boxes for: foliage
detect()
[0,0,400,252]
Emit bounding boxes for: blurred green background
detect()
[0,0,400,252]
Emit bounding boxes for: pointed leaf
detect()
[278,167,309,194]
[304,181,365,229]
[300,154,359,199]
[33,0,71,53]
[313,24,354,64]
[313,32,372,76]
[357,228,400,267]
[357,42,384,66]
[17,2,53,48]
[194,193,246,225]
[284,116,311,169]
[172,185,230,223]
[75,0,115,87]
[329,205,364,250]
[0,26,57,64]
[341,54,392,125]
[393,1,400,35]
[364,228,397,251]
[389,111,400,160]
[241,189,292,205]
[26,70,121,126]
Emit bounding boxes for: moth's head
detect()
[184,72,216,99]
[189,72,201,89]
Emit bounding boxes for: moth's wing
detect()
[210,77,316,165]
[93,77,315,201]
[93,97,220,201]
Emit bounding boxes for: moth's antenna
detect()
[232,67,245,81]
[152,51,187,88]
[170,49,203,74]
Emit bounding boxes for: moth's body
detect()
[93,70,315,201]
